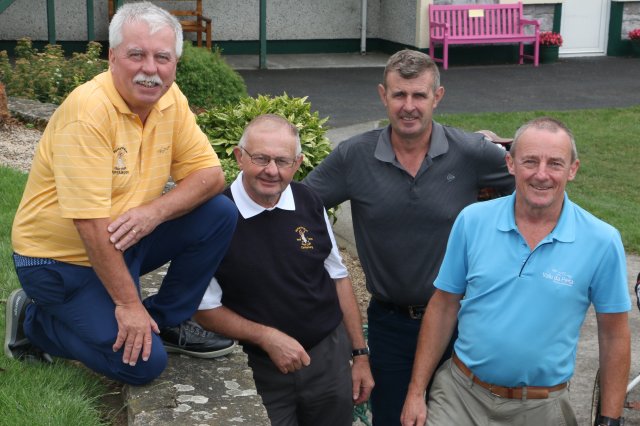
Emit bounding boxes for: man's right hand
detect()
[260,328,310,374]
[113,301,160,366]
[400,392,428,426]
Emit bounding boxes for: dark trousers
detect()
[16,195,237,385]
[367,299,456,426]
[245,323,353,426]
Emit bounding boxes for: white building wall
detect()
[0,0,383,43]
[378,0,419,46]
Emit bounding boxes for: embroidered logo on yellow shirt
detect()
[295,226,314,250]
[113,146,129,175]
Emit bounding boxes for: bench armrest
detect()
[430,22,449,29]
[520,18,540,29]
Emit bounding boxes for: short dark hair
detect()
[382,49,440,93]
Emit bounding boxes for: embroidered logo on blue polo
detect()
[446,173,456,182]
[295,226,314,250]
[542,269,575,287]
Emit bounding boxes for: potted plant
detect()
[539,31,563,63]
[628,28,640,57]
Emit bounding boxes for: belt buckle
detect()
[408,305,425,320]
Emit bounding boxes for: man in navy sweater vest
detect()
[195,114,374,425]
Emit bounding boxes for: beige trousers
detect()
[427,359,578,426]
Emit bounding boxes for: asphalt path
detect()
[238,56,640,128]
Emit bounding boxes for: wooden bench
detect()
[108,1,212,50]
[428,2,539,70]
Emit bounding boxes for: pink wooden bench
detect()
[429,2,540,70]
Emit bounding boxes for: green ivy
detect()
[197,93,332,185]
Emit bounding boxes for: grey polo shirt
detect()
[303,122,514,306]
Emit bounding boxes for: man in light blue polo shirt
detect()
[401,117,631,426]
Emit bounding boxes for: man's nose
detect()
[263,159,279,173]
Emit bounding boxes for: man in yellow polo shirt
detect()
[4,2,237,385]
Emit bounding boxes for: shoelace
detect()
[177,320,216,346]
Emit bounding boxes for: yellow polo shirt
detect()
[12,70,220,266]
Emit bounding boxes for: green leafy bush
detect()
[0,38,107,104]
[176,43,247,111]
[0,39,247,110]
[197,93,332,185]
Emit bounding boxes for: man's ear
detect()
[233,146,243,169]
[377,84,387,107]
[433,86,445,108]
[505,153,516,176]
[567,159,580,182]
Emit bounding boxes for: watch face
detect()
[352,348,370,357]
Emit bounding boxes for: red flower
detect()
[539,31,563,47]
[629,29,640,41]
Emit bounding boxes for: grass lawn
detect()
[1,105,639,424]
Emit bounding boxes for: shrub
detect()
[197,94,332,185]
[0,38,107,104]
[176,43,248,111]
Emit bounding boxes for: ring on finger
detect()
[131,229,137,234]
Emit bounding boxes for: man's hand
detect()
[113,300,160,366]
[351,356,374,405]
[108,205,159,251]
[260,328,311,374]
[400,392,428,426]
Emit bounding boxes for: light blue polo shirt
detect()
[435,192,630,387]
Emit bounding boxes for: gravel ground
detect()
[0,122,41,173]
[0,122,372,322]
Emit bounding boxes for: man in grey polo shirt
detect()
[303,49,514,425]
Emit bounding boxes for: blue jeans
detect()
[367,299,456,426]
[16,195,237,385]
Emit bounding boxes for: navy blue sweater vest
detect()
[216,182,342,350]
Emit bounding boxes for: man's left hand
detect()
[352,356,374,405]
[108,205,159,251]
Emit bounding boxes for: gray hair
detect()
[109,1,183,58]
[511,117,578,163]
[383,49,440,93]
[238,114,302,156]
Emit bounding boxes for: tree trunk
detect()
[0,83,11,125]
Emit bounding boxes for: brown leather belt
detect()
[452,353,567,400]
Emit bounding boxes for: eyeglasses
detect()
[240,147,298,169]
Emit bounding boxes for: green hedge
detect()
[176,43,248,110]
[0,39,247,111]
[197,94,332,185]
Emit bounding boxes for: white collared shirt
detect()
[199,172,348,310]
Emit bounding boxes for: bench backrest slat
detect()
[429,2,526,38]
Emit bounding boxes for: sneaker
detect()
[160,319,236,359]
[4,288,53,363]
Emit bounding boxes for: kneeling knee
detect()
[117,349,168,386]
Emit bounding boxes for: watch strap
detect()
[597,415,622,426]
[351,347,370,357]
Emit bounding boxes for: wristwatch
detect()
[597,415,623,426]
[351,347,370,358]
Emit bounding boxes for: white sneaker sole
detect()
[164,341,237,359]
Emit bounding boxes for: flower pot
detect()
[540,45,559,64]
[631,41,640,58]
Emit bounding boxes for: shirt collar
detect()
[497,192,575,243]
[374,122,449,163]
[230,172,296,219]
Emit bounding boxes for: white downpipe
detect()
[360,0,367,54]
